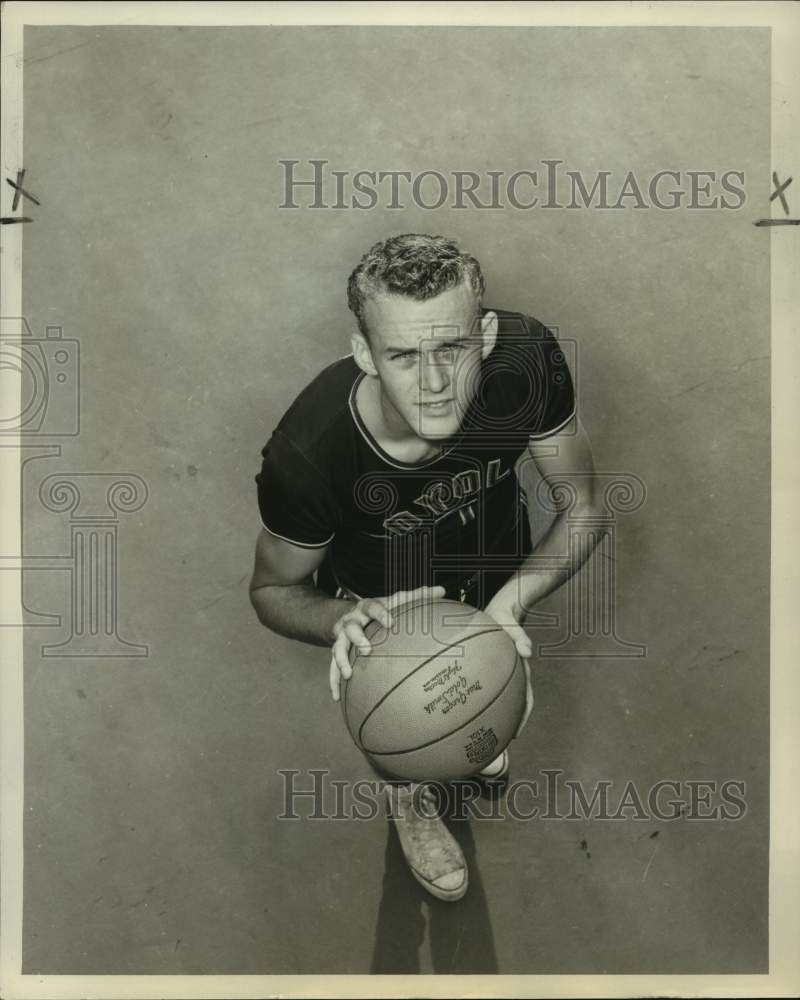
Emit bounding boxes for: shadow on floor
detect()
[370,783,498,974]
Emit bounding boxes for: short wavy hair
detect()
[346,233,486,339]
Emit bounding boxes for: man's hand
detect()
[484,593,534,738]
[483,594,533,660]
[329,585,446,702]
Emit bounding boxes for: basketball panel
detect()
[359,627,518,754]
[342,599,504,740]
[365,657,527,781]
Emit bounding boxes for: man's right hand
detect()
[329,585,446,702]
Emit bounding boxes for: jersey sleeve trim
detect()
[259,518,335,549]
[527,405,577,441]
[256,430,341,546]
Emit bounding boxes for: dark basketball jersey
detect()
[255,308,575,607]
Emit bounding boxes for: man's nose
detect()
[420,354,451,394]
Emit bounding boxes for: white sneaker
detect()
[386,784,468,902]
[477,749,510,784]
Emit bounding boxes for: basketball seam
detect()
[363,652,523,758]
[357,626,502,747]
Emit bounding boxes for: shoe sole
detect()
[479,771,509,786]
[410,865,469,902]
[477,750,510,784]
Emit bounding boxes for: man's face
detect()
[359,281,491,441]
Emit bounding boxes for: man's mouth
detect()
[420,399,453,411]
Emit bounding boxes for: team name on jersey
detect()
[382,457,511,536]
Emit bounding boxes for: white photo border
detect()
[1,2,798,998]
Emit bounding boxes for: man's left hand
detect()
[484,594,534,738]
[484,594,532,660]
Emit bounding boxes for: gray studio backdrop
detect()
[20,26,769,974]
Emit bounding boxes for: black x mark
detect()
[770,171,792,215]
[6,169,40,209]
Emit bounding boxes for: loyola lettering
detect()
[383,458,512,536]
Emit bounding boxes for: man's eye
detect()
[433,344,463,359]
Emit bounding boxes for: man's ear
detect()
[480,310,498,359]
[351,331,378,376]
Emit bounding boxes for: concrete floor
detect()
[19,25,769,975]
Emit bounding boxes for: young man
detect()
[249,234,602,902]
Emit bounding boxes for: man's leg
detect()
[382,780,468,902]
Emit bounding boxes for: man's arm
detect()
[248,529,354,646]
[248,527,445,701]
[485,415,605,628]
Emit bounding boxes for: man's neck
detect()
[357,375,443,464]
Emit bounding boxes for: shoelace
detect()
[393,785,462,876]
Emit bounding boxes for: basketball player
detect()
[249,234,603,901]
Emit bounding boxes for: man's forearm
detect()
[499,504,607,612]
[250,583,355,647]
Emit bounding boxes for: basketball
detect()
[340,598,526,781]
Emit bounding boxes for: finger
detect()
[505,623,533,660]
[329,656,340,702]
[364,599,393,630]
[333,630,354,678]
[515,692,533,739]
[514,658,534,737]
[347,606,373,629]
[388,586,436,608]
[409,585,446,601]
[343,620,371,658]
[385,585,445,613]
[523,664,533,712]
[332,607,370,652]
[384,589,411,612]
[338,622,372,677]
